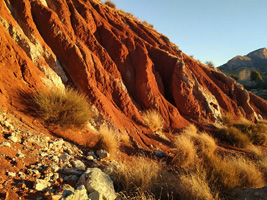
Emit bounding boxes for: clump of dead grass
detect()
[142,109,164,132]
[218,114,267,147]
[104,0,116,8]
[177,172,214,200]
[31,87,94,129]
[206,154,265,191]
[95,125,120,156]
[230,156,265,188]
[112,156,161,195]
[171,135,196,168]
[217,127,251,148]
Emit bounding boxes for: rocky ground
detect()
[0,110,117,200]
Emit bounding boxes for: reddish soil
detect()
[0,0,266,157]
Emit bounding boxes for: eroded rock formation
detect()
[0,0,267,149]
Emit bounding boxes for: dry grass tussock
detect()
[177,172,214,200]
[95,125,120,156]
[258,155,267,180]
[218,114,267,147]
[118,190,155,200]
[230,156,265,188]
[31,87,94,129]
[206,154,265,191]
[192,132,217,157]
[142,109,164,132]
[171,135,196,168]
[172,124,217,169]
[111,156,161,195]
[104,0,116,8]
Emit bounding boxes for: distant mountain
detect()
[219,48,267,71]
[218,48,267,81]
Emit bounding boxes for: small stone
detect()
[65,185,89,200]
[8,135,20,143]
[72,160,86,170]
[33,179,51,191]
[50,155,59,163]
[7,172,16,177]
[32,169,40,175]
[66,175,79,186]
[77,168,116,200]
[86,156,94,161]
[61,184,75,198]
[49,195,62,200]
[16,153,25,158]
[18,172,26,179]
[53,173,60,180]
[64,149,73,154]
[51,165,60,173]
[63,169,83,176]
[1,142,11,148]
[60,154,70,162]
[89,191,103,200]
[96,150,109,159]
[155,150,167,158]
[17,182,26,189]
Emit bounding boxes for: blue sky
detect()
[106,0,267,67]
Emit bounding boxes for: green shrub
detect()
[32,87,93,129]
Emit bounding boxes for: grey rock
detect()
[63,169,83,176]
[60,154,71,162]
[96,150,109,159]
[77,168,116,200]
[65,185,89,200]
[155,150,167,158]
[89,191,103,200]
[33,179,51,191]
[230,187,267,200]
[72,160,86,170]
[61,184,75,198]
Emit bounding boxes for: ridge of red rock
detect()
[0,0,267,150]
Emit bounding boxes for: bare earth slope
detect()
[0,0,267,150]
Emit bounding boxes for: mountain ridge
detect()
[218,47,267,71]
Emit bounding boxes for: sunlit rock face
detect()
[0,0,266,149]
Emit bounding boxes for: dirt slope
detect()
[0,0,267,150]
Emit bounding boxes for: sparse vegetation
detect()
[177,172,214,200]
[250,70,263,82]
[171,135,196,168]
[94,124,120,156]
[142,109,164,132]
[231,74,239,81]
[205,61,215,68]
[216,114,267,147]
[104,0,116,8]
[217,127,251,147]
[31,87,93,129]
[112,157,161,195]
